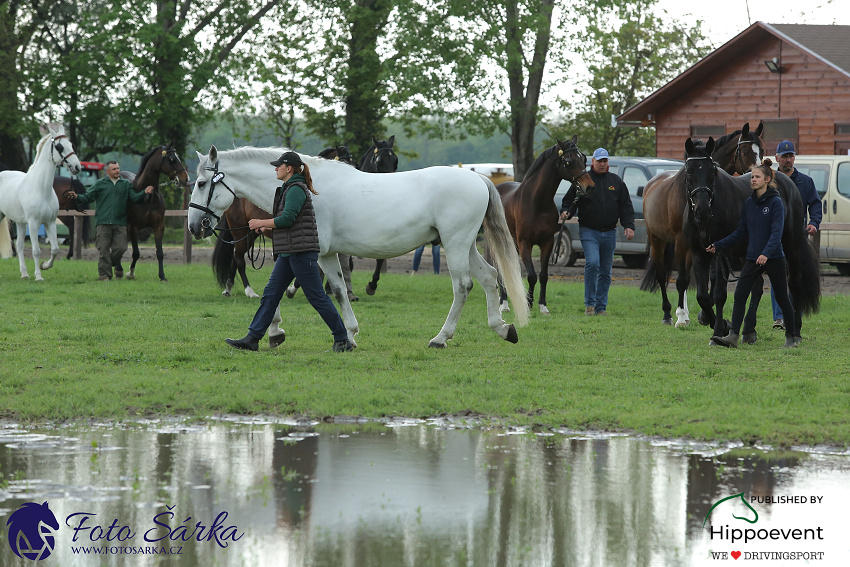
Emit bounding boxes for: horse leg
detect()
[692,254,716,332]
[319,254,359,344]
[741,275,764,344]
[674,249,692,327]
[537,239,554,315]
[154,221,167,282]
[127,227,140,280]
[235,242,258,298]
[40,221,60,271]
[469,246,518,343]
[366,259,383,295]
[285,280,300,298]
[64,216,74,260]
[17,222,31,279]
[429,244,475,348]
[268,304,286,348]
[710,266,731,344]
[518,242,537,310]
[648,237,673,324]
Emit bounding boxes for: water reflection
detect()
[0,421,847,566]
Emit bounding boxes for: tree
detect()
[546,0,711,156]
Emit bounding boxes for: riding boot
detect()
[741,331,757,344]
[225,335,259,351]
[714,331,739,348]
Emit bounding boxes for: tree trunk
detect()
[0,7,27,170]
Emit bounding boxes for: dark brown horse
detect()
[52,176,92,258]
[641,138,820,341]
[496,136,594,314]
[318,145,356,165]
[711,122,765,175]
[211,197,272,297]
[358,135,398,296]
[119,146,189,281]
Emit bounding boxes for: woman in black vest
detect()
[225,152,353,352]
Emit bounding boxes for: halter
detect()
[188,160,238,227]
[162,147,189,187]
[733,134,760,175]
[685,156,717,249]
[50,134,77,169]
[559,143,591,195]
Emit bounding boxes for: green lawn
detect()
[1,257,848,447]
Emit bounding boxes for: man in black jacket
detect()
[560,148,635,315]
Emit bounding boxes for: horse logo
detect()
[6,501,60,561]
[703,492,759,527]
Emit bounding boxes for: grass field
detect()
[1,256,848,447]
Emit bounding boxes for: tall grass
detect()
[1,256,848,447]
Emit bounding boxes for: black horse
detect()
[642,138,820,343]
[358,135,399,295]
[318,145,356,166]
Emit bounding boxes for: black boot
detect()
[225,335,259,351]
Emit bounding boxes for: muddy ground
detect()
[72,244,850,295]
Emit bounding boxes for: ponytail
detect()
[294,164,318,195]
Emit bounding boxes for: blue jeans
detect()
[248,252,347,342]
[412,244,440,274]
[580,227,617,312]
[770,286,784,320]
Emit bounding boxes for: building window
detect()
[762,119,798,141]
[835,124,850,135]
[690,125,725,137]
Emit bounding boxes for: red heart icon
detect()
[731,551,741,560]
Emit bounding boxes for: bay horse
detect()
[119,145,189,281]
[496,136,594,314]
[711,122,765,175]
[0,125,82,280]
[53,176,92,259]
[211,197,272,298]
[188,145,529,348]
[641,138,819,342]
[358,135,399,296]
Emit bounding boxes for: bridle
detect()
[188,160,237,227]
[50,134,77,170]
[733,135,762,175]
[162,147,189,188]
[559,143,591,196]
[685,156,717,249]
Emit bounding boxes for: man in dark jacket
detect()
[67,161,152,280]
[770,140,822,329]
[560,148,635,315]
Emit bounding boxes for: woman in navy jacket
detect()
[706,159,798,349]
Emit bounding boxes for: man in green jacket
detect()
[68,161,153,280]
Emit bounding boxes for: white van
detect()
[787,156,850,275]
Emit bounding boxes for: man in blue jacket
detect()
[771,140,822,329]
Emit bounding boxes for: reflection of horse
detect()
[711,122,765,175]
[211,197,272,298]
[119,146,189,281]
[496,137,594,314]
[641,139,820,341]
[188,146,529,347]
[53,176,92,259]
[0,125,82,280]
[358,135,399,296]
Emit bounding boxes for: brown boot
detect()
[714,332,739,348]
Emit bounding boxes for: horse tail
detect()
[211,216,235,288]
[640,241,674,292]
[796,236,821,314]
[481,175,529,327]
[0,217,12,259]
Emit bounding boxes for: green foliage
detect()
[546,0,712,155]
[1,258,848,447]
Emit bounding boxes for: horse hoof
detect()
[709,337,721,346]
[662,317,673,325]
[222,290,232,297]
[539,305,549,315]
[21,275,29,280]
[269,333,286,348]
[697,311,710,326]
[428,340,446,349]
[742,332,757,345]
[127,274,136,280]
[505,325,518,344]
[35,276,44,282]
[160,278,168,283]
[366,283,377,296]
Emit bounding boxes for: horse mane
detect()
[136,145,163,176]
[34,133,52,159]
[523,145,557,180]
[208,145,353,174]
[713,130,741,148]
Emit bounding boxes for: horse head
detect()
[161,146,190,188]
[684,137,718,247]
[336,145,355,166]
[188,144,237,238]
[555,135,594,196]
[734,121,765,174]
[361,135,398,172]
[46,125,82,175]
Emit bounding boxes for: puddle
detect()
[0,419,847,566]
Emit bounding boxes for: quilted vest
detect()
[272,181,320,255]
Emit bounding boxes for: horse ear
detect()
[755,121,764,137]
[685,138,695,155]
[707,137,715,154]
[372,135,379,146]
[209,145,218,163]
[388,135,395,147]
[196,150,204,162]
[741,123,750,136]
[571,134,578,145]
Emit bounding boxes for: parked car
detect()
[550,156,683,268]
[785,155,850,274]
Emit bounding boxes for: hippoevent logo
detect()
[5,501,244,561]
[6,502,60,561]
[703,492,759,527]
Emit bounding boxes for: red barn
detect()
[616,22,850,157]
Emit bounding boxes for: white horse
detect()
[187,146,529,348]
[0,126,82,280]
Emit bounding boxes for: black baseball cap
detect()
[270,151,304,167]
